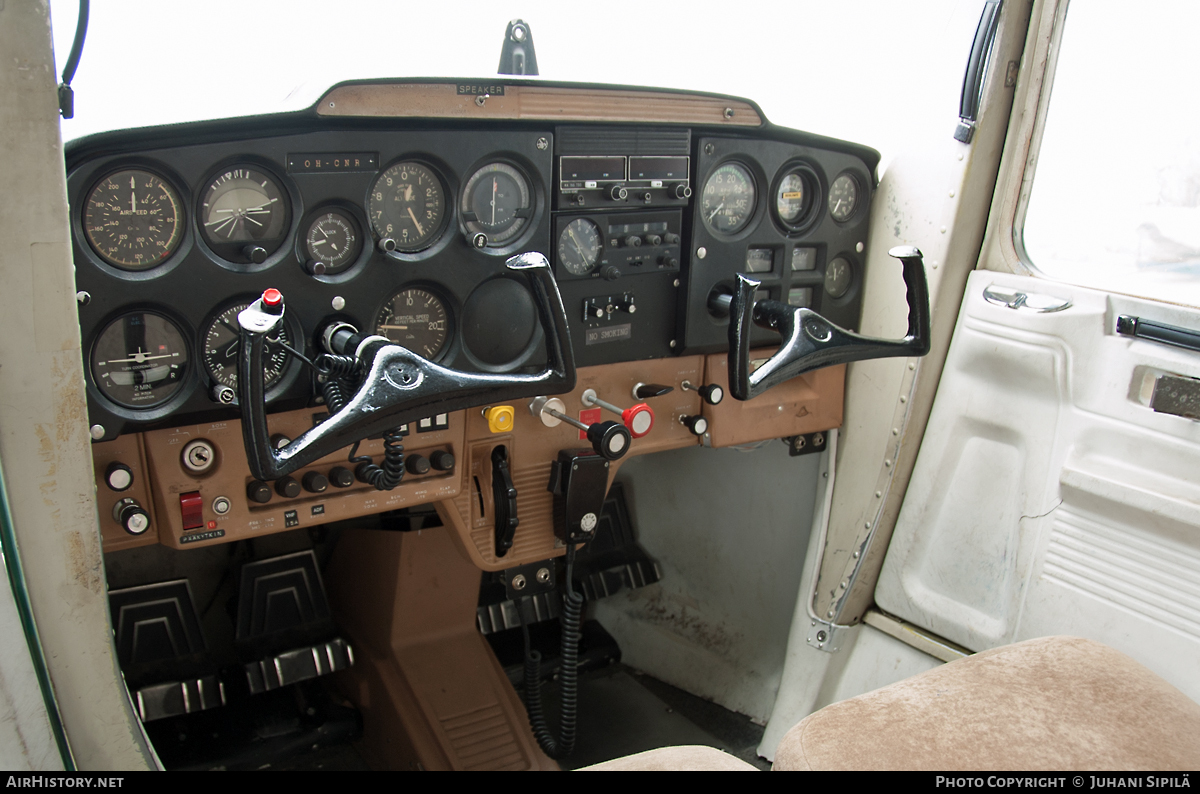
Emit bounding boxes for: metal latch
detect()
[983,284,1072,312]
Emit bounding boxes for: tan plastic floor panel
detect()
[327,521,557,771]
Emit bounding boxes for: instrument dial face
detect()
[83,170,184,270]
[828,174,860,222]
[202,302,292,390]
[461,162,533,245]
[700,162,756,235]
[375,288,450,360]
[775,171,812,226]
[199,167,289,259]
[825,256,853,298]
[305,210,360,273]
[558,218,602,275]
[91,312,190,408]
[368,162,446,252]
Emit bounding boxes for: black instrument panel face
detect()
[68,116,875,439]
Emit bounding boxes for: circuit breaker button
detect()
[180,491,204,530]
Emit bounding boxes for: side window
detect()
[1020,1,1200,306]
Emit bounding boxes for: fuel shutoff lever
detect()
[581,388,654,438]
[529,396,631,460]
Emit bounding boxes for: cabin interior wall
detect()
[591,441,822,724]
[0,2,155,771]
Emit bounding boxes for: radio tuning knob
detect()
[609,185,628,201]
[624,235,642,248]
[674,184,692,199]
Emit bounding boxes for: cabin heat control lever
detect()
[712,245,931,401]
[529,396,631,460]
[580,388,654,438]
[680,380,723,405]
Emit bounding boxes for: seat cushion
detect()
[579,746,759,771]
[774,635,1200,771]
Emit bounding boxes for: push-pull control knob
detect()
[681,414,709,437]
[113,498,150,535]
[581,388,654,438]
[105,462,133,492]
[528,397,633,461]
[681,380,724,405]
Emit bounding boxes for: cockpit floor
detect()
[548,664,771,771]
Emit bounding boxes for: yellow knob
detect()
[484,405,515,433]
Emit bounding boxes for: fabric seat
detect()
[583,636,1200,771]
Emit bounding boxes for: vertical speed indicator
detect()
[374,287,450,360]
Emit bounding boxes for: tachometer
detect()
[700,162,756,235]
[91,311,190,409]
[202,302,292,390]
[83,169,183,270]
[199,166,289,262]
[368,161,446,252]
[461,162,533,246]
[375,287,450,360]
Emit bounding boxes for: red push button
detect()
[180,491,204,530]
[262,288,283,307]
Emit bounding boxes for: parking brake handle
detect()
[719,245,931,401]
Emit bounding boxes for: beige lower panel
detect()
[702,353,845,448]
[326,521,557,771]
[440,358,709,571]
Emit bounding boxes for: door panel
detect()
[876,270,1200,701]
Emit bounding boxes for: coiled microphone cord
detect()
[522,543,583,758]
